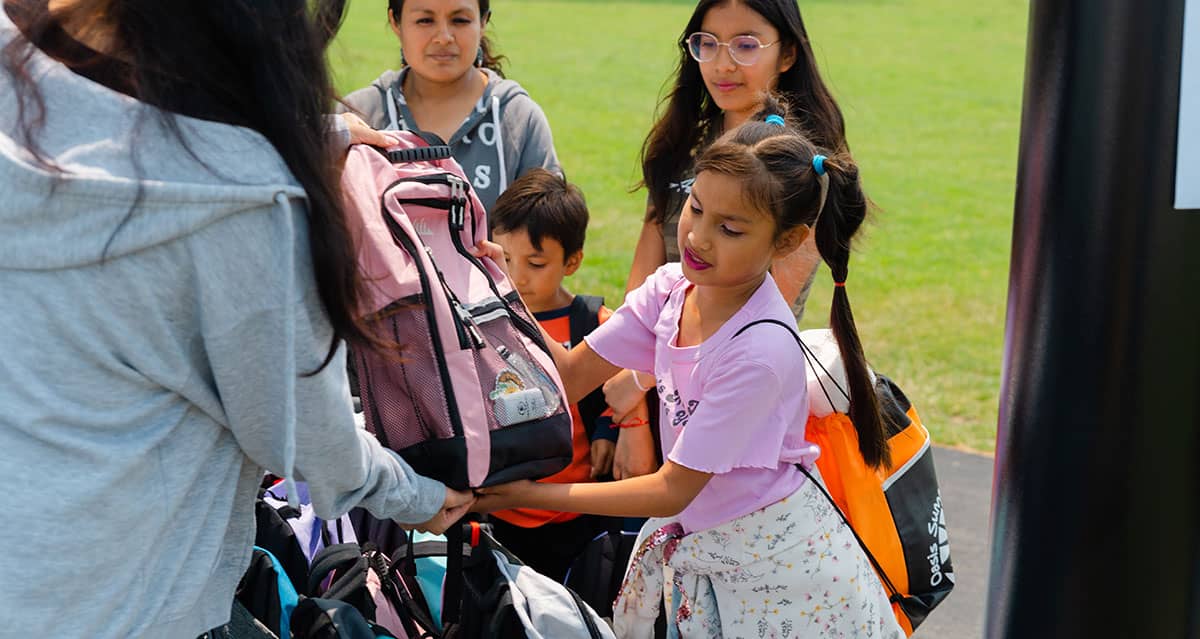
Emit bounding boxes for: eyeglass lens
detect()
[687,32,765,65]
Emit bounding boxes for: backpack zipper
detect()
[390,172,550,354]
[442,177,553,356]
[424,246,485,349]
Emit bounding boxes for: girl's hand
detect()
[341,112,403,147]
[590,439,615,479]
[399,487,475,535]
[613,400,659,480]
[602,369,650,417]
[471,479,536,513]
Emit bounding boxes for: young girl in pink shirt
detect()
[474,98,903,638]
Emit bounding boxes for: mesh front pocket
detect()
[355,295,457,450]
[467,302,565,432]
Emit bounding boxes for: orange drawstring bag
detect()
[734,324,955,636]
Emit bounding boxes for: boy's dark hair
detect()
[490,169,589,259]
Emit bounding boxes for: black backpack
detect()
[449,523,609,639]
[362,522,612,639]
[236,496,401,639]
[567,295,608,439]
[292,598,396,639]
[561,521,639,619]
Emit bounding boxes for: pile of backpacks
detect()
[233,479,615,639]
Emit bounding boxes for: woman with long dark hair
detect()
[634,0,846,308]
[0,1,470,636]
[604,0,851,480]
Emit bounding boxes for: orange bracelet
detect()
[615,418,650,429]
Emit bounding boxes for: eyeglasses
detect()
[685,32,780,66]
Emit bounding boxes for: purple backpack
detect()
[340,133,573,490]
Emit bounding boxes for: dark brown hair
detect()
[694,96,889,469]
[490,168,589,259]
[387,0,506,77]
[641,0,847,225]
[2,0,371,370]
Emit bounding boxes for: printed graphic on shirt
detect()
[660,382,700,428]
[388,90,501,195]
[473,165,492,190]
[462,121,499,191]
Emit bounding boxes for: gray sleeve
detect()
[325,114,351,151]
[511,96,561,178]
[195,204,445,524]
[338,85,391,131]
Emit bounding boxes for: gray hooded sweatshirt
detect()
[0,10,445,639]
[339,67,560,211]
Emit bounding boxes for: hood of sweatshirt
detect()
[0,102,304,272]
[346,65,558,209]
[367,66,530,146]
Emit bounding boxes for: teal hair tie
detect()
[764,114,785,127]
[812,154,827,176]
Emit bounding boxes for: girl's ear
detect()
[778,43,797,75]
[774,224,808,258]
[564,250,584,276]
[388,9,402,38]
[481,10,491,28]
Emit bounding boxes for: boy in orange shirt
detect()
[488,168,620,580]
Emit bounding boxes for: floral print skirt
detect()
[613,471,905,639]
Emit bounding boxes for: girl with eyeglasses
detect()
[337,0,560,212]
[601,0,851,483]
[635,0,846,313]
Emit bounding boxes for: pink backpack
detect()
[340,133,573,490]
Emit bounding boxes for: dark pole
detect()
[989,0,1200,637]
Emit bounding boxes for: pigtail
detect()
[813,157,891,470]
[696,97,889,469]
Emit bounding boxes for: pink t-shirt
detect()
[585,264,819,533]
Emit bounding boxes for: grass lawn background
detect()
[329,0,1029,453]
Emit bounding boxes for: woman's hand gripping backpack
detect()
[733,322,955,636]
[339,133,574,491]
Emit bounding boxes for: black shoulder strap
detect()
[744,319,912,602]
[567,295,604,347]
[569,295,607,437]
[441,522,466,624]
[732,319,850,411]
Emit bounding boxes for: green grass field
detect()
[329,0,1029,453]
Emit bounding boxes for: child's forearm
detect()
[518,462,710,519]
[539,336,621,404]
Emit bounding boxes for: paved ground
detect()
[911,447,995,639]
